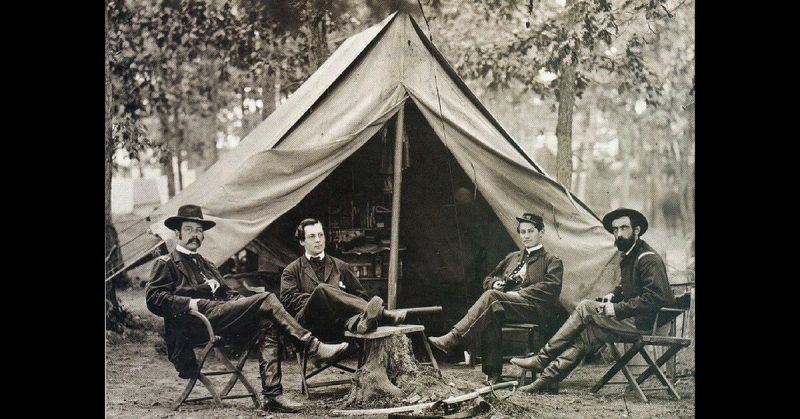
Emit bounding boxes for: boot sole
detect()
[265,405,303,413]
[357,297,384,333]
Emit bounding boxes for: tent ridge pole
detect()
[387,106,405,310]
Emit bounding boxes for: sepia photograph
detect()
[105,0,695,417]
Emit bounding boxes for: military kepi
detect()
[516,212,544,226]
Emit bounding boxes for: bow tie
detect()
[309,256,324,264]
[186,253,202,265]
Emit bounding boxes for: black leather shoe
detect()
[356,296,384,333]
[517,377,559,394]
[263,394,303,412]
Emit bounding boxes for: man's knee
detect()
[480,289,504,302]
[575,299,599,318]
[263,292,281,306]
[311,283,337,297]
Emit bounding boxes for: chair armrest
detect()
[188,311,216,342]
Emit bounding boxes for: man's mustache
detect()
[188,237,201,244]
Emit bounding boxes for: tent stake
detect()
[388,106,405,310]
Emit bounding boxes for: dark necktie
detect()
[309,256,325,281]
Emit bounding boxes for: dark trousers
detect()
[200,292,313,397]
[296,284,371,342]
[452,290,541,375]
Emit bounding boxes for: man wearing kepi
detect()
[427,212,564,384]
[511,208,675,394]
[146,205,350,412]
[280,218,407,342]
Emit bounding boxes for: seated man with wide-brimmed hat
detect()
[146,204,351,412]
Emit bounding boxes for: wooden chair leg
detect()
[591,343,637,392]
[296,351,309,396]
[636,345,684,386]
[591,342,649,402]
[214,347,262,409]
[173,377,198,410]
[197,374,224,407]
[638,347,681,400]
[218,347,244,396]
[418,331,440,371]
[173,341,216,410]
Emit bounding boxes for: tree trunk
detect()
[344,334,445,407]
[621,132,630,208]
[311,2,330,69]
[555,0,578,190]
[106,0,129,333]
[261,65,276,120]
[159,113,176,198]
[240,86,250,140]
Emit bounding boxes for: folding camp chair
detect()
[172,311,262,410]
[590,290,693,402]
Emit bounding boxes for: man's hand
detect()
[596,302,615,317]
[506,291,520,297]
[189,298,199,313]
[206,279,220,294]
[492,280,506,290]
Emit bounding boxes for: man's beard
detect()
[615,236,635,252]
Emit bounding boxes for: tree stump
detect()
[343,329,444,407]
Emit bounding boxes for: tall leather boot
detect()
[511,306,588,371]
[428,329,462,355]
[517,345,584,394]
[260,293,314,345]
[257,328,304,413]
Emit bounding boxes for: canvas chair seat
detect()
[590,290,693,402]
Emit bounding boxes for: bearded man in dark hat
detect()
[427,212,564,384]
[146,205,351,412]
[511,208,676,394]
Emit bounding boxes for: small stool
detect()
[470,323,542,385]
[345,325,440,371]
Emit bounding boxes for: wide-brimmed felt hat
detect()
[602,207,648,236]
[515,212,544,226]
[164,204,217,231]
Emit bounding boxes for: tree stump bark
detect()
[344,334,441,407]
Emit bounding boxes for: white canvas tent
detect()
[122,12,619,309]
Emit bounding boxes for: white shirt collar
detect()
[176,244,198,255]
[624,238,639,256]
[305,251,325,261]
[525,244,543,254]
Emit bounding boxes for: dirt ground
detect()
[107,287,694,418]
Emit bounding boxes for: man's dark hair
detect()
[517,220,544,233]
[295,218,323,242]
